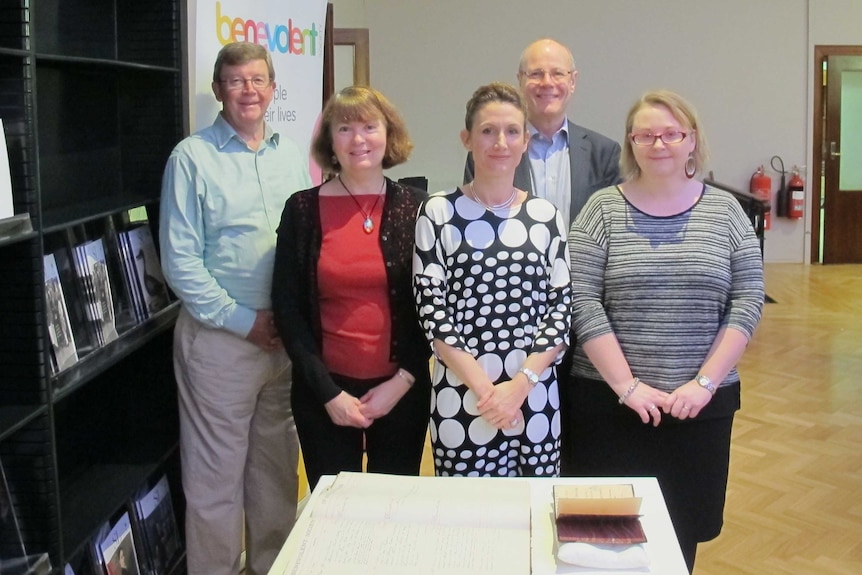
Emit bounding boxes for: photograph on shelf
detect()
[73,242,105,347]
[1,118,13,220]
[118,230,148,324]
[100,216,139,334]
[43,252,79,374]
[72,238,120,347]
[82,238,119,344]
[132,474,183,575]
[122,226,170,317]
[51,246,100,357]
[96,511,142,575]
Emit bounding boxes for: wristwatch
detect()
[519,367,540,387]
[695,374,717,395]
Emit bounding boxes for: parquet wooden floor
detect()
[299,263,862,574]
[695,263,862,575]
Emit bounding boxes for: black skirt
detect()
[563,376,740,543]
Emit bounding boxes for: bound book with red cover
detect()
[555,514,647,544]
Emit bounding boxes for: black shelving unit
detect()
[0,1,187,571]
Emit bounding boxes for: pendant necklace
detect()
[338,175,385,234]
[469,181,517,211]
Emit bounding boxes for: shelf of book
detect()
[41,197,161,236]
[61,458,176,557]
[51,302,180,401]
[54,324,180,543]
[59,450,186,575]
[0,0,186,570]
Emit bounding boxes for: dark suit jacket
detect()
[464,120,622,226]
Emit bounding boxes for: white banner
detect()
[191,0,327,183]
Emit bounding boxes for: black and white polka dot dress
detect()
[413,188,571,477]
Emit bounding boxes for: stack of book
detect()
[131,475,183,575]
[43,253,78,375]
[117,226,171,324]
[73,238,119,348]
[65,472,183,575]
[43,223,171,376]
[552,484,650,570]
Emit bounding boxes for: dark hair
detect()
[464,82,526,131]
[620,89,710,181]
[212,42,275,83]
[312,86,413,172]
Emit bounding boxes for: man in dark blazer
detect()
[464,39,621,476]
[464,38,621,226]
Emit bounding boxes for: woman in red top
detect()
[272,86,430,490]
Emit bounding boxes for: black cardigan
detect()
[271,178,431,404]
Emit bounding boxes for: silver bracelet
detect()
[396,368,415,386]
[618,377,641,405]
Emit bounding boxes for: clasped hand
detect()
[624,379,713,426]
[476,378,529,430]
[324,374,412,428]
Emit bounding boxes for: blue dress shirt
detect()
[160,114,311,338]
[528,120,572,225]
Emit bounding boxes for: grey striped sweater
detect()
[568,185,764,392]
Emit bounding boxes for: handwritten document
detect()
[283,472,531,575]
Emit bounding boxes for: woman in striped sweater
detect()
[566,90,764,573]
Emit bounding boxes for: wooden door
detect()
[822,54,862,263]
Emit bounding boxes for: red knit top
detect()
[317,195,395,379]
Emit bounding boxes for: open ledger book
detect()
[283,472,531,575]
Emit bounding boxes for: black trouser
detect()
[557,337,577,476]
[291,371,430,491]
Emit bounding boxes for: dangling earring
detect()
[684,153,697,179]
[331,154,339,167]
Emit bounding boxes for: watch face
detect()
[696,375,714,392]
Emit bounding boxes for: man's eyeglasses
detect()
[629,131,690,146]
[220,76,271,91]
[521,69,574,83]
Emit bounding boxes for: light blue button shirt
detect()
[160,114,311,338]
[528,120,572,225]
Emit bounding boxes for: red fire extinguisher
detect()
[787,165,804,219]
[750,165,772,230]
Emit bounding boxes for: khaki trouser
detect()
[174,307,299,575]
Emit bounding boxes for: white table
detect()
[269,475,688,575]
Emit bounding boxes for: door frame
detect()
[333,28,370,87]
[323,2,370,103]
[811,45,862,263]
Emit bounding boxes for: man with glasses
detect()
[160,42,310,575]
[465,38,621,227]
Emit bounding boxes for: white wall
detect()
[330,0,862,263]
